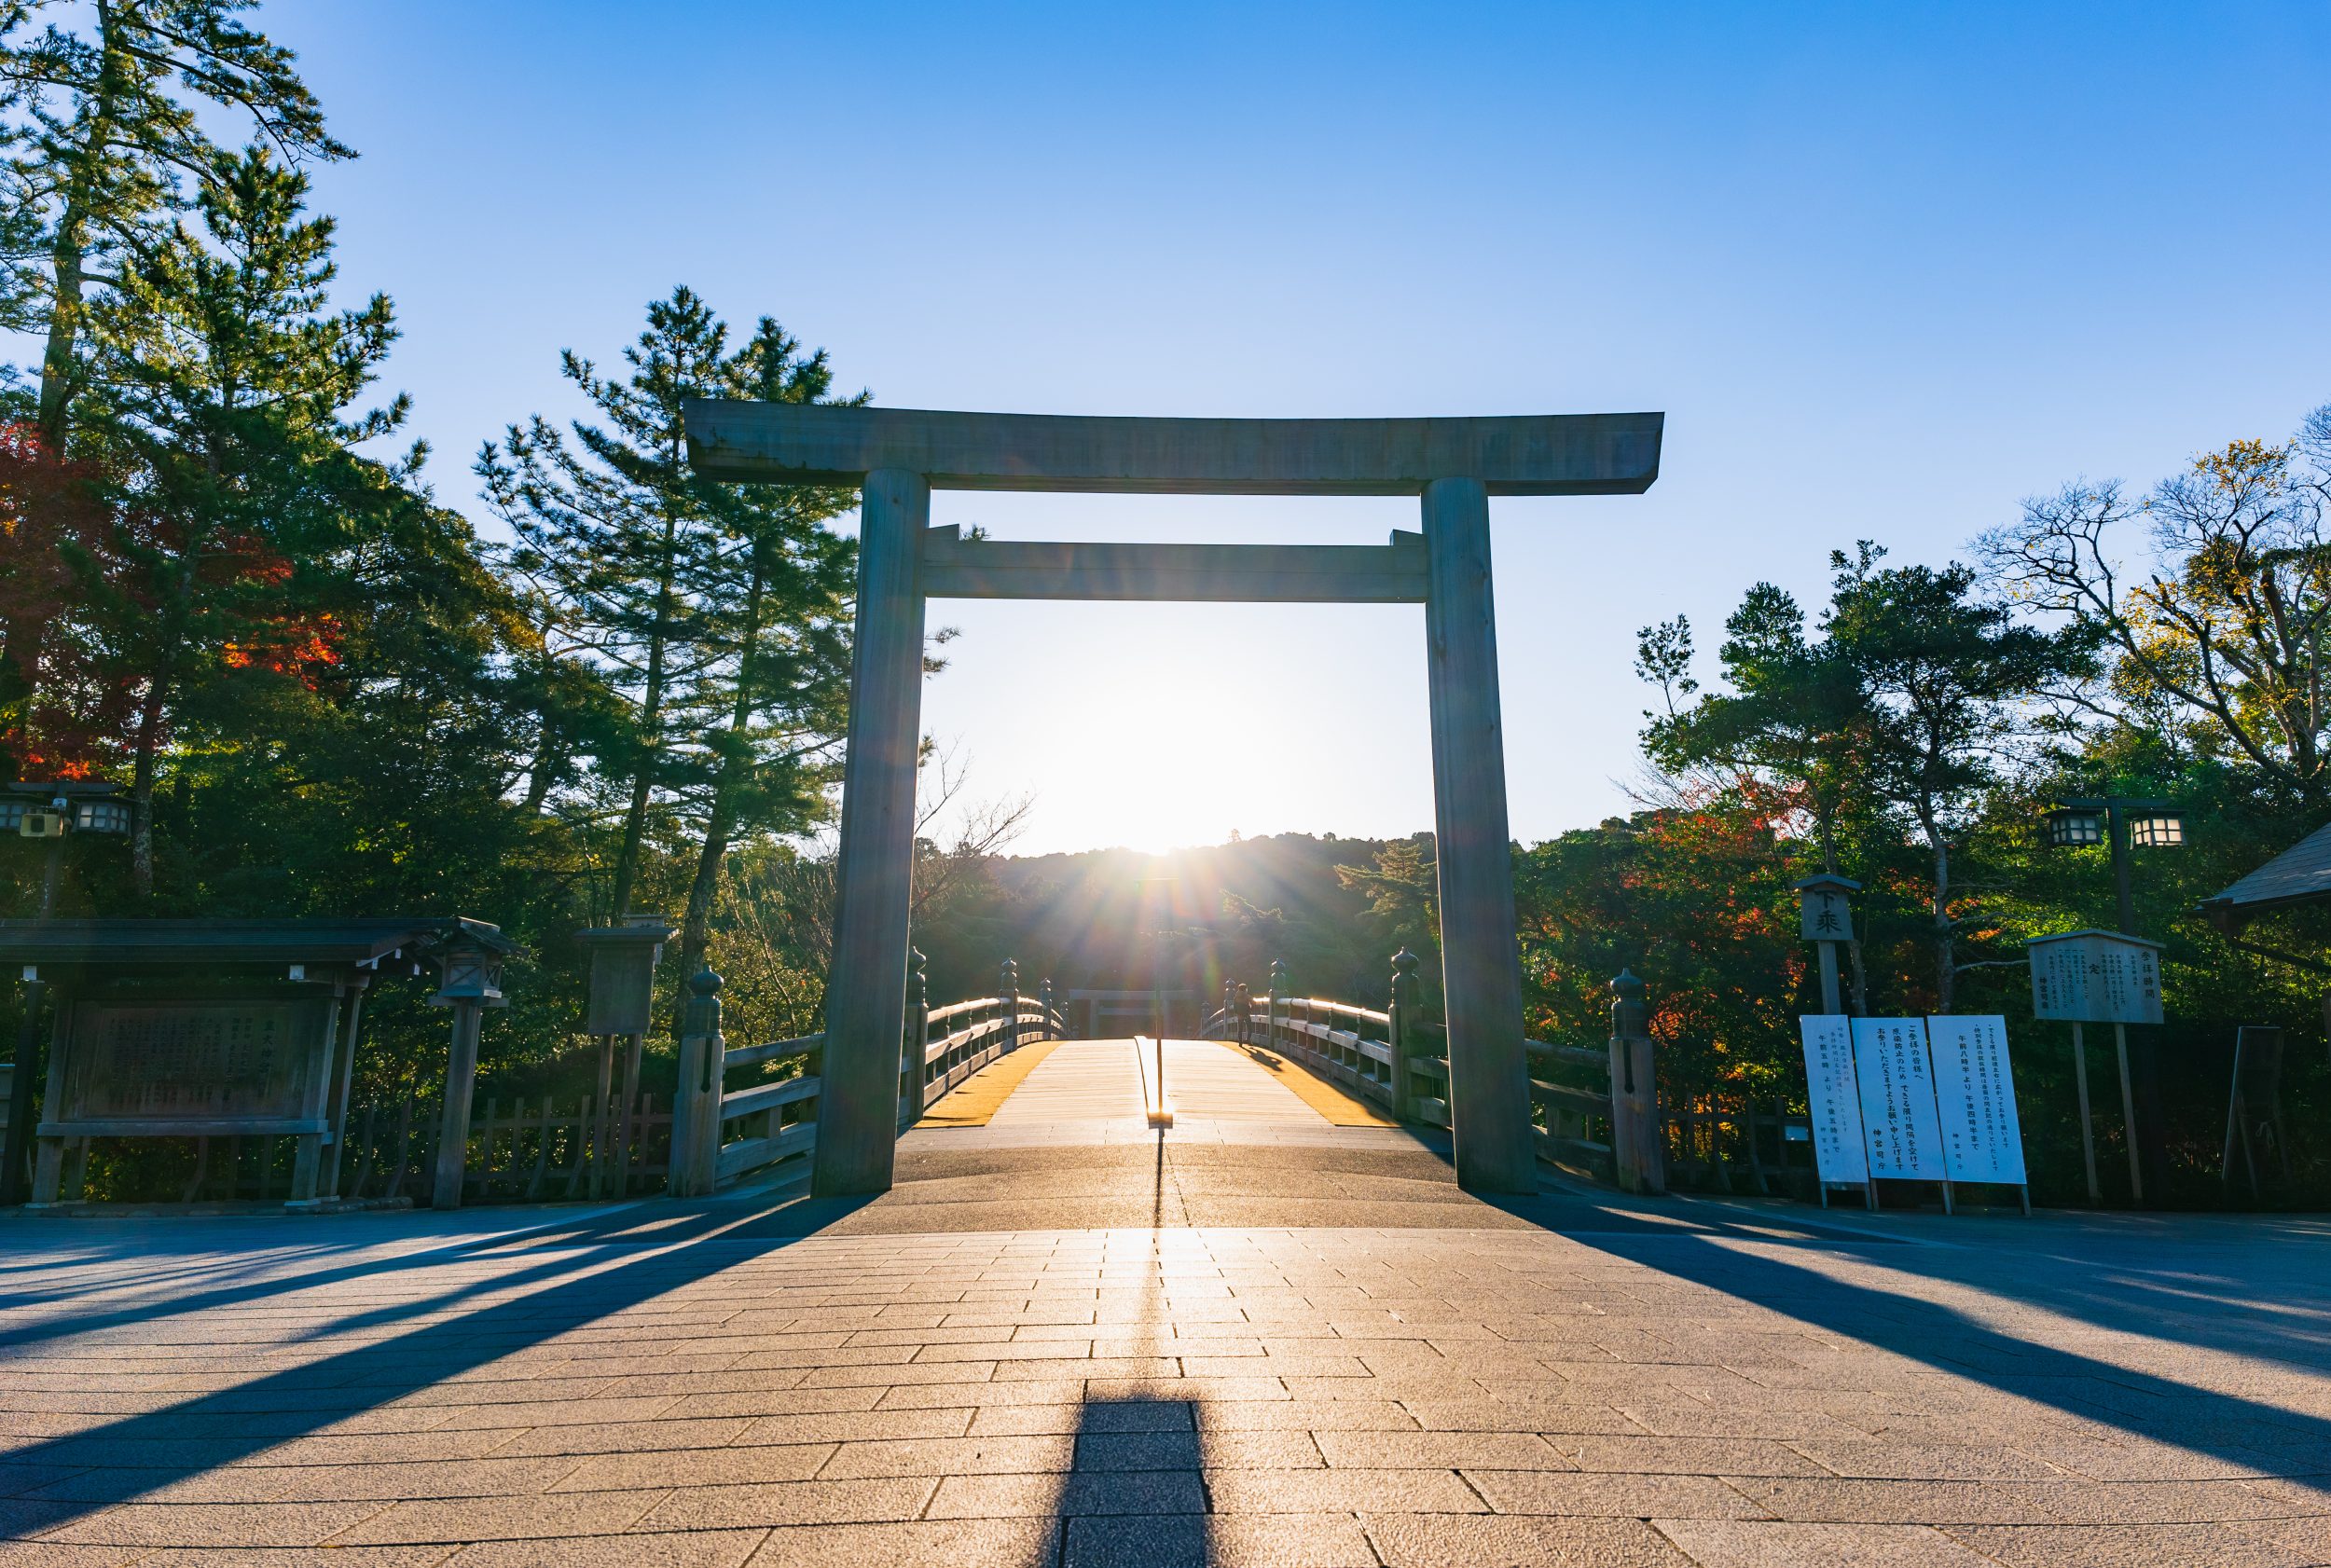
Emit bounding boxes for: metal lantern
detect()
[2042,806,2108,848]
[2128,811,2186,849]
[431,940,506,1006]
[74,798,131,834]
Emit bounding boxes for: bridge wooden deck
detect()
[918,1039,1400,1144]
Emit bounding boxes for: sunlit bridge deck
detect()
[1,1035,2325,1565]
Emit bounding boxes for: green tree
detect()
[72,144,404,892]
[0,0,346,746]
[479,291,862,1015]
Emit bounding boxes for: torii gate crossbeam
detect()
[684,401,1664,1198]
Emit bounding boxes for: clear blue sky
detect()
[284,1,2330,855]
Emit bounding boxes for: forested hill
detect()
[913,832,1440,1012]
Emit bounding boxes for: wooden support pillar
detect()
[814,467,930,1197]
[432,1001,483,1210]
[1421,476,1536,1195]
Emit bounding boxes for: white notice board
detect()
[1850,1018,1948,1180]
[1924,1015,2028,1185]
[1797,1015,1869,1185]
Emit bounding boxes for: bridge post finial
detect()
[1388,948,1423,1121]
[1607,967,1663,1197]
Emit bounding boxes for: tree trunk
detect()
[1921,804,1952,1013]
[128,678,167,898]
[606,515,682,917]
[673,550,768,1020]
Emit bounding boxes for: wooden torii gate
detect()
[683,404,1665,1197]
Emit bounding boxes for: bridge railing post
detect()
[1235,982,1251,1046]
[1607,968,1664,1195]
[1266,959,1287,1055]
[1000,958,1020,1058]
[1388,947,1423,1120]
[1041,978,1057,1039]
[898,948,929,1133]
[669,968,724,1198]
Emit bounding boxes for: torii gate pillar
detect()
[1422,476,1535,1193]
[683,402,1664,1200]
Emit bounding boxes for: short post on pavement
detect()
[898,948,930,1132]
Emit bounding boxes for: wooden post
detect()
[1041,979,1057,1039]
[321,975,368,1200]
[669,968,724,1197]
[2071,1021,2099,1204]
[1388,947,1422,1121]
[1266,959,1287,1055]
[899,947,930,1132]
[1607,969,1664,1196]
[1000,957,1020,1057]
[2113,1021,2144,1205]
[287,990,341,1204]
[815,467,930,1197]
[1421,475,1535,1195]
[431,999,484,1210]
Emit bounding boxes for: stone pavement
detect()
[2,1038,2328,1566]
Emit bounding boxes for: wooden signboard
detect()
[58,996,329,1125]
[2029,930,2164,1025]
[33,984,345,1208]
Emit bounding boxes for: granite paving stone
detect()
[4,1038,2327,1564]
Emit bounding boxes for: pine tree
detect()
[73,144,403,891]
[0,0,346,762]
[666,316,858,1003]
[478,290,860,952]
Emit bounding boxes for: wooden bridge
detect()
[655,950,1843,1205]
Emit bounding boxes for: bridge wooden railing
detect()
[1201,953,1668,1193]
[668,956,1065,1196]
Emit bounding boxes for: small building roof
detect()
[2200,820,2331,930]
[0,916,516,969]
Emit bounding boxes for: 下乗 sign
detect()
[1797,1014,2028,1189]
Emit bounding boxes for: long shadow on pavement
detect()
[0,1196,868,1538]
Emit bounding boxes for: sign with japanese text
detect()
[1850,1017,1948,1180]
[1800,887,1855,942]
[2028,930,2164,1025]
[58,996,327,1123]
[1797,1014,1869,1185]
[1924,1014,2027,1186]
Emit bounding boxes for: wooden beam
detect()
[919,526,1429,602]
[683,401,1663,497]
[1421,476,1537,1196]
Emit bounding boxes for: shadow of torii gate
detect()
[683,403,1664,1196]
